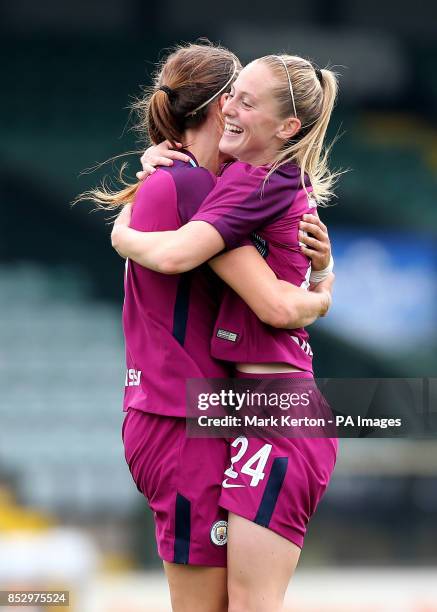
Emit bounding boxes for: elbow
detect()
[156,255,184,275]
[154,248,190,275]
[258,301,299,329]
[155,237,204,274]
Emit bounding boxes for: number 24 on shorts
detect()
[223,436,272,488]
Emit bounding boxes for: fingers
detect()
[140,142,174,169]
[156,140,184,153]
[162,140,183,149]
[150,156,174,167]
[301,214,328,233]
[164,150,191,162]
[299,230,329,252]
[140,139,190,174]
[136,165,156,180]
[299,220,328,242]
[151,140,172,153]
[299,214,331,271]
[299,222,325,241]
[300,243,317,259]
[140,150,152,165]
[149,152,190,165]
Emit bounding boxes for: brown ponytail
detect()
[136,42,240,147]
[77,41,240,210]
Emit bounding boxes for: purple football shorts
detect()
[122,408,229,567]
[218,371,338,548]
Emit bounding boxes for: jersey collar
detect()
[183,149,199,167]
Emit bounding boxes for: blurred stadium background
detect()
[1,1,436,610]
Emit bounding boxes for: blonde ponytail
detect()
[260,55,343,205]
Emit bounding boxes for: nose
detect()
[222,94,236,116]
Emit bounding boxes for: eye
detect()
[242,100,252,109]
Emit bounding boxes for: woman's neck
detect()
[184,128,222,174]
[237,150,277,168]
[237,137,282,168]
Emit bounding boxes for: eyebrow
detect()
[232,86,258,102]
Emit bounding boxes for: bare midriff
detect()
[235,362,303,374]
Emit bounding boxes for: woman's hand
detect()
[111,204,132,257]
[113,203,132,227]
[310,272,335,316]
[136,141,192,180]
[299,214,331,271]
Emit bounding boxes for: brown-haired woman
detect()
[86,44,334,611]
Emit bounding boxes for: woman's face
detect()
[219,61,296,166]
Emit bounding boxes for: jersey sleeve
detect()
[189,161,299,249]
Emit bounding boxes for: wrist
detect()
[310,255,334,284]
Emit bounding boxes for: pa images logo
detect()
[210,520,228,546]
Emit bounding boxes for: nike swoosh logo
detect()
[222,479,245,489]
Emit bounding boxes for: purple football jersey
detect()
[191,162,316,372]
[122,154,231,417]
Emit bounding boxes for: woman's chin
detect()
[218,138,238,158]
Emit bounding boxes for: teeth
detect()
[225,123,243,134]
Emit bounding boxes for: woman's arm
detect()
[119,144,333,328]
[112,154,297,273]
[112,205,333,327]
[208,246,332,329]
[129,143,333,274]
[111,204,225,274]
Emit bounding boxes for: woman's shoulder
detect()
[219,160,266,178]
[273,162,312,189]
[135,162,215,199]
[167,160,216,189]
[134,166,177,203]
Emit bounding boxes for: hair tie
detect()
[158,85,177,102]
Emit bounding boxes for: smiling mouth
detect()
[224,122,244,135]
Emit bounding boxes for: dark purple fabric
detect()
[191,161,304,249]
[123,160,230,417]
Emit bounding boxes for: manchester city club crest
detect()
[210,520,228,546]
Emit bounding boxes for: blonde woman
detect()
[113,54,339,611]
[85,44,333,612]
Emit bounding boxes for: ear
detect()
[208,98,225,123]
[219,93,229,110]
[276,117,301,141]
